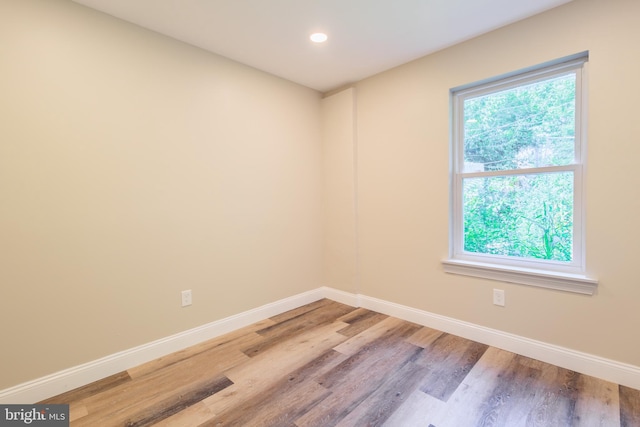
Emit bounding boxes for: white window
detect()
[443,53,597,294]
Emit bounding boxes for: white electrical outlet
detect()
[181,290,192,307]
[493,289,505,307]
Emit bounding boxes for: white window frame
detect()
[443,53,598,295]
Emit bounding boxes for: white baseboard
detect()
[0,288,325,404]
[355,293,640,391]
[2,286,639,404]
[319,286,360,307]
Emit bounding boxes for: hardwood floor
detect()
[40,299,640,426]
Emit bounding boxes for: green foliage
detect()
[463,174,573,261]
[461,74,576,262]
[464,74,576,171]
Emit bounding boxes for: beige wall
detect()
[321,88,358,294]
[0,0,322,389]
[353,0,640,366]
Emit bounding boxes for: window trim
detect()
[444,53,598,294]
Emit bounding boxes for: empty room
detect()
[1,0,639,425]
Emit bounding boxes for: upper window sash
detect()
[453,58,587,176]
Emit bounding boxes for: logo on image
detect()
[1,405,69,426]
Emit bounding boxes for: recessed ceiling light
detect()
[310,33,328,43]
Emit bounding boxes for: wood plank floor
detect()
[40,299,640,426]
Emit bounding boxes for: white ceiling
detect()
[71,0,573,93]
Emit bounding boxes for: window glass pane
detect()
[463,74,576,172]
[463,172,573,261]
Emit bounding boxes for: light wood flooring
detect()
[41,299,640,426]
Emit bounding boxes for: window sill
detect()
[442,259,598,295]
